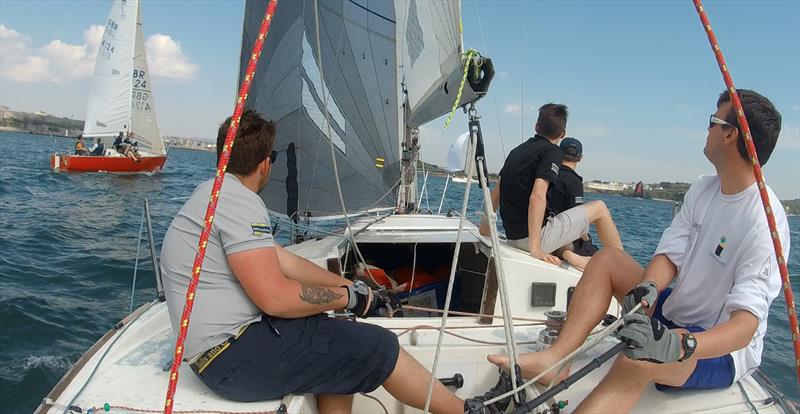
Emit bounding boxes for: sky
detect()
[1,0,798,198]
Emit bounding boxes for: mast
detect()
[125,0,138,136]
[397,103,419,213]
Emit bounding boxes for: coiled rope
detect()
[443,49,478,130]
[693,0,799,383]
[162,2,278,413]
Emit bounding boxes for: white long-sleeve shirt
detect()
[654,174,790,381]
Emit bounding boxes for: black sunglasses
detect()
[270,150,278,164]
[709,114,734,129]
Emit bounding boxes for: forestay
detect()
[240,0,401,219]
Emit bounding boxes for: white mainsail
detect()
[83,0,165,155]
[83,0,136,139]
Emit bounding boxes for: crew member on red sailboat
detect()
[88,137,105,156]
[74,135,90,156]
[113,131,139,162]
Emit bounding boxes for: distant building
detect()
[586,181,633,192]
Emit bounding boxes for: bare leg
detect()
[584,201,623,250]
[382,348,464,414]
[562,250,590,270]
[488,248,644,382]
[317,394,353,414]
[576,330,695,413]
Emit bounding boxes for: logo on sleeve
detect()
[550,163,559,175]
[575,196,583,204]
[251,222,271,236]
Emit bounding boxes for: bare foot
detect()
[487,350,571,384]
[563,250,590,270]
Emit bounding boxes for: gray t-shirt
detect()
[161,174,274,358]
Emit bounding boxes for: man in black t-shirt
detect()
[547,137,584,216]
[480,103,569,264]
[546,137,622,269]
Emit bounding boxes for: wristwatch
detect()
[678,333,697,362]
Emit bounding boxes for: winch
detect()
[538,310,566,345]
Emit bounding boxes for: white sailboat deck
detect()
[40,216,789,414]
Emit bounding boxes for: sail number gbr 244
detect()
[132,69,152,111]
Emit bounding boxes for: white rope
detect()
[476,156,521,403]
[437,173,451,215]
[418,170,431,213]
[482,303,642,407]
[420,158,431,212]
[130,210,146,313]
[422,127,478,414]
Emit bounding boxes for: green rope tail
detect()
[443,48,480,130]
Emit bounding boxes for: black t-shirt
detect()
[498,135,563,240]
[547,165,584,216]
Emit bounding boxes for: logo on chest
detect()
[709,235,728,267]
[715,236,727,257]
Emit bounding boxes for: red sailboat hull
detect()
[50,154,167,173]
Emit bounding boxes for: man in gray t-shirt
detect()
[161,173,274,358]
[160,110,466,413]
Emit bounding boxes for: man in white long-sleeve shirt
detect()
[485,89,789,413]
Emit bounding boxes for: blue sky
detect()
[1,0,798,198]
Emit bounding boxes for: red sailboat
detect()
[51,0,166,173]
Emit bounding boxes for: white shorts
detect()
[507,205,590,254]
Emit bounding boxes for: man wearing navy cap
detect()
[546,137,622,269]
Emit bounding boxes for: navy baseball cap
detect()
[560,137,582,157]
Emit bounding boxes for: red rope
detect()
[692,0,799,383]
[162,2,279,412]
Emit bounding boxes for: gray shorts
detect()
[507,205,590,254]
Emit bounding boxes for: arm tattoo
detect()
[299,285,344,305]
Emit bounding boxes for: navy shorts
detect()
[652,288,735,391]
[193,314,400,401]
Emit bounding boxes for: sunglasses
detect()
[269,150,278,164]
[709,114,734,129]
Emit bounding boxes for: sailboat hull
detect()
[50,153,166,173]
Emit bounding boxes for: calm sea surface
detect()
[1,131,797,412]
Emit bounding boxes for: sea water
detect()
[0,132,797,412]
